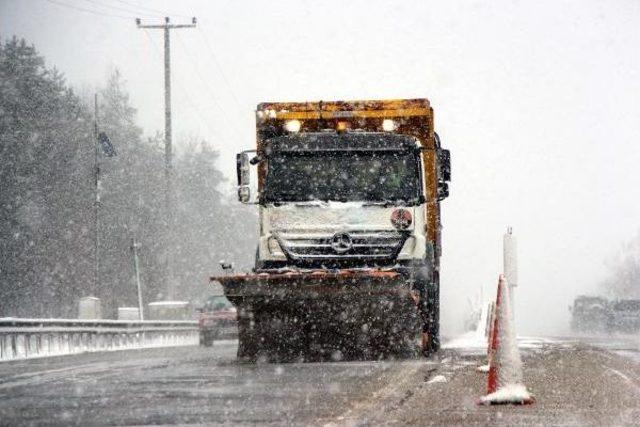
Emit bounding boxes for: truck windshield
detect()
[263,151,421,203]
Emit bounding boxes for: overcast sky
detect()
[2,0,640,334]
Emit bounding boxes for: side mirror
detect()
[236,152,251,186]
[238,186,251,203]
[236,150,258,204]
[220,260,234,271]
[438,149,451,182]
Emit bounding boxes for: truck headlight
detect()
[268,237,286,257]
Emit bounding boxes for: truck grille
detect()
[275,230,407,263]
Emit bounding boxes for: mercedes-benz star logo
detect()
[331,232,353,254]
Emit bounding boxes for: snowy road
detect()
[0,341,425,425]
[1,337,640,425]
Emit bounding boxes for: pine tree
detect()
[601,230,640,298]
[96,70,166,315]
[0,37,94,317]
[173,140,257,304]
[0,38,258,318]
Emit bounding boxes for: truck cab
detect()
[256,132,428,270]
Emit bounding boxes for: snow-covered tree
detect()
[0,36,94,317]
[601,230,640,298]
[0,37,257,317]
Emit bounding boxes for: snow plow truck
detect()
[211,98,451,362]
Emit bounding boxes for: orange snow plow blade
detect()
[210,269,422,361]
[210,269,410,300]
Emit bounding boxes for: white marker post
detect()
[503,227,518,318]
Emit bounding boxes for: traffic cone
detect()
[478,275,534,405]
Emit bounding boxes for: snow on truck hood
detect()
[266,201,415,232]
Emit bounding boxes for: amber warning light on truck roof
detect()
[382,119,398,132]
[284,119,301,133]
[281,118,399,134]
[256,99,436,155]
[285,119,395,133]
[336,121,348,132]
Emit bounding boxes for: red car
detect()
[198,295,238,346]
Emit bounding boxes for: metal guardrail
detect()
[0,318,199,362]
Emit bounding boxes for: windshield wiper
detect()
[267,195,319,206]
[363,198,419,207]
[292,200,329,207]
[363,199,397,207]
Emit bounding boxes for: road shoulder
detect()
[331,342,640,426]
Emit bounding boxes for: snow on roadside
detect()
[478,384,533,405]
[442,331,487,355]
[427,375,447,384]
[443,333,554,354]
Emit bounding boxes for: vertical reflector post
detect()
[503,227,518,320]
[503,227,518,288]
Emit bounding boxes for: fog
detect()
[2,0,640,335]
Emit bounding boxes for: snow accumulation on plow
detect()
[210,269,422,361]
[210,269,412,299]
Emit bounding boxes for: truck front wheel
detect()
[237,305,260,362]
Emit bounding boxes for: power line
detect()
[44,0,131,20]
[141,30,222,141]
[196,27,244,114]
[46,0,189,21]
[174,32,243,139]
[80,0,160,18]
[113,0,192,19]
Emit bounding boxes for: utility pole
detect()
[90,94,116,311]
[93,93,100,298]
[136,17,197,299]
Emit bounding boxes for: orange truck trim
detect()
[212,269,400,283]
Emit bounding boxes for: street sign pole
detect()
[131,237,144,321]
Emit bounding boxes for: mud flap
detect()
[407,263,439,355]
[425,273,440,353]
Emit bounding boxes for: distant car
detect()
[198,295,238,346]
[608,300,640,333]
[570,296,608,332]
[148,301,192,320]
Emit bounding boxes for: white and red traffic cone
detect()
[478,275,534,405]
